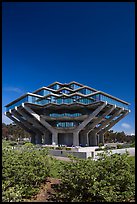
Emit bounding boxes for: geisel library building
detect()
[5,81,130,147]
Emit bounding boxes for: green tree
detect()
[2,127,9,139]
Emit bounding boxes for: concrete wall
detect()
[94,147,135,159]
[77,146,98,152]
[49,147,135,160]
[49,149,88,159]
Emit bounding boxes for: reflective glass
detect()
[78,88,93,95]
[6,96,28,111]
[61,89,70,94]
[49,113,82,117]
[99,94,128,109]
[56,122,75,127]
[50,84,60,90]
[36,90,44,96]
[43,90,52,96]
[70,83,81,90]
[6,91,129,112]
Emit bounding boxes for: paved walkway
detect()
[53,156,71,161]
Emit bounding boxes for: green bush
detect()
[2,141,50,202]
[23,142,34,147]
[49,146,55,149]
[18,141,26,145]
[104,146,116,150]
[52,152,135,202]
[95,147,103,151]
[130,142,135,147]
[98,143,103,147]
[65,147,71,151]
[2,140,135,202]
[117,144,123,149]
[9,141,18,146]
[55,146,64,150]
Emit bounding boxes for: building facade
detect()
[5,81,130,146]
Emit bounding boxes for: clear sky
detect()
[2,2,135,135]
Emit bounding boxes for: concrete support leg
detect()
[96,134,99,146]
[31,134,36,144]
[43,133,46,144]
[35,134,42,144]
[94,108,123,135]
[73,132,79,146]
[99,111,129,136]
[86,133,89,146]
[74,102,107,134]
[52,132,58,145]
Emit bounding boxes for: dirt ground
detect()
[27,177,61,202]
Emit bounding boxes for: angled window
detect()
[70,83,82,90]
[50,84,60,90]
[60,89,70,94]
[78,88,93,95]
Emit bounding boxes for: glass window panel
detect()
[70,83,81,90]
[36,90,44,96]
[43,90,52,96]
[50,84,60,90]
[6,96,28,111]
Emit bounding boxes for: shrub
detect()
[98,143,103,147]
[52,152,135,202]
[130,142,135,147]
[23,142,34,147]
[117,144,123,149]
[2,141,50,202]
[104,146,116,150]
[65,147,71,151]
[95,147,103,151]
[9,141,18,146]
[55,146,64,150]
[49,146,55,149]
[18,141,26,145]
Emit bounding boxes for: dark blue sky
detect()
[2,2,135,134]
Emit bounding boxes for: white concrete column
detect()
[84,105,116,135]
[52,132,58,145]
[22,104,54,133]
[11,109,42,135]
[43,133,46,144]
[99,111,129,135]
[86,133,89,146]
[93,108,123,135]
[73,132,79,146]
[6,112,32,134]
[16,107,45,132]
[74,102,107,134]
